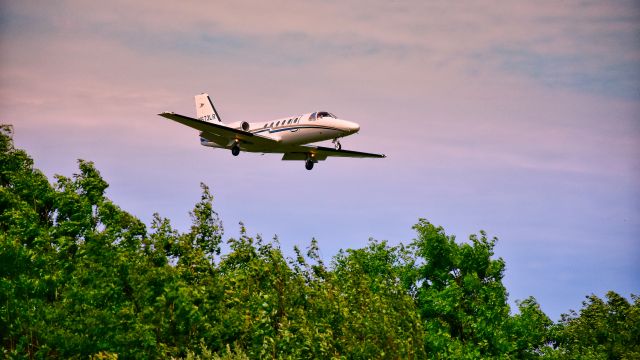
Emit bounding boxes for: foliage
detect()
[0,124,636,358]
[549,292,640,359]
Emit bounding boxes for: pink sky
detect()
[2,0,639,319]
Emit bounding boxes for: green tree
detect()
[1,124,58,357]
[551,291,640,359]
[510,297,554,359]
[330,239,425,359]
[410,219,547,358]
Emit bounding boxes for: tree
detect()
[1,124,59,357]
[410,218,552,358]
[551,291,640,359]
[510,297,554,359]
[330,239,425,359]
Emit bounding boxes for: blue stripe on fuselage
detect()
[251,125,344,135]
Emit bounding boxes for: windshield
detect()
[316,111,336,119]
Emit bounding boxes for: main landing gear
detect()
[305,153,316,170]
[304,160,313,170]
[305,159,314,170]
[332,138,342,150]
[231,144,240,156]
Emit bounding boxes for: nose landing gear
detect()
[332,138,342,150]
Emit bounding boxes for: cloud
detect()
[3,0,638,102]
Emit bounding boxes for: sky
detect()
[1,0,639,320]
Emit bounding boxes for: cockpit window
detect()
[316,111,336,119]
[309,112,317,121]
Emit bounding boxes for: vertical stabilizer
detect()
[195,93,223,123]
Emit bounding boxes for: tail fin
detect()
[195,93,223,123]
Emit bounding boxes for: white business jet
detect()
[159,93,385,170]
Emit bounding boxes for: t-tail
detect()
[195,93,223,123]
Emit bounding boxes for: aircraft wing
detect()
[158,112,278,148]
[282,145,386,161]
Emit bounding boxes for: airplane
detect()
[159,93,386,170]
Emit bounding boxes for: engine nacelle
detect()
[227,121,250,131]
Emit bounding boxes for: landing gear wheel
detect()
[333,138,342,150]
[305,160,314,170]
[231,145,240,156]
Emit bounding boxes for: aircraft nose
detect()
[344,120,360,133]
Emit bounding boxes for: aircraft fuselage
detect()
[200,112,360,149]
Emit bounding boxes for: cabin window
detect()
[263,123,268,128]
[270,122,274,127]
[276,121,280,126]
[287,119,292,124]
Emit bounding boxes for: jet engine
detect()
[228,121,250,131]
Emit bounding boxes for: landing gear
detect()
[231,144,240,156]
[332,138,342,150]
[305,159,314,170]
